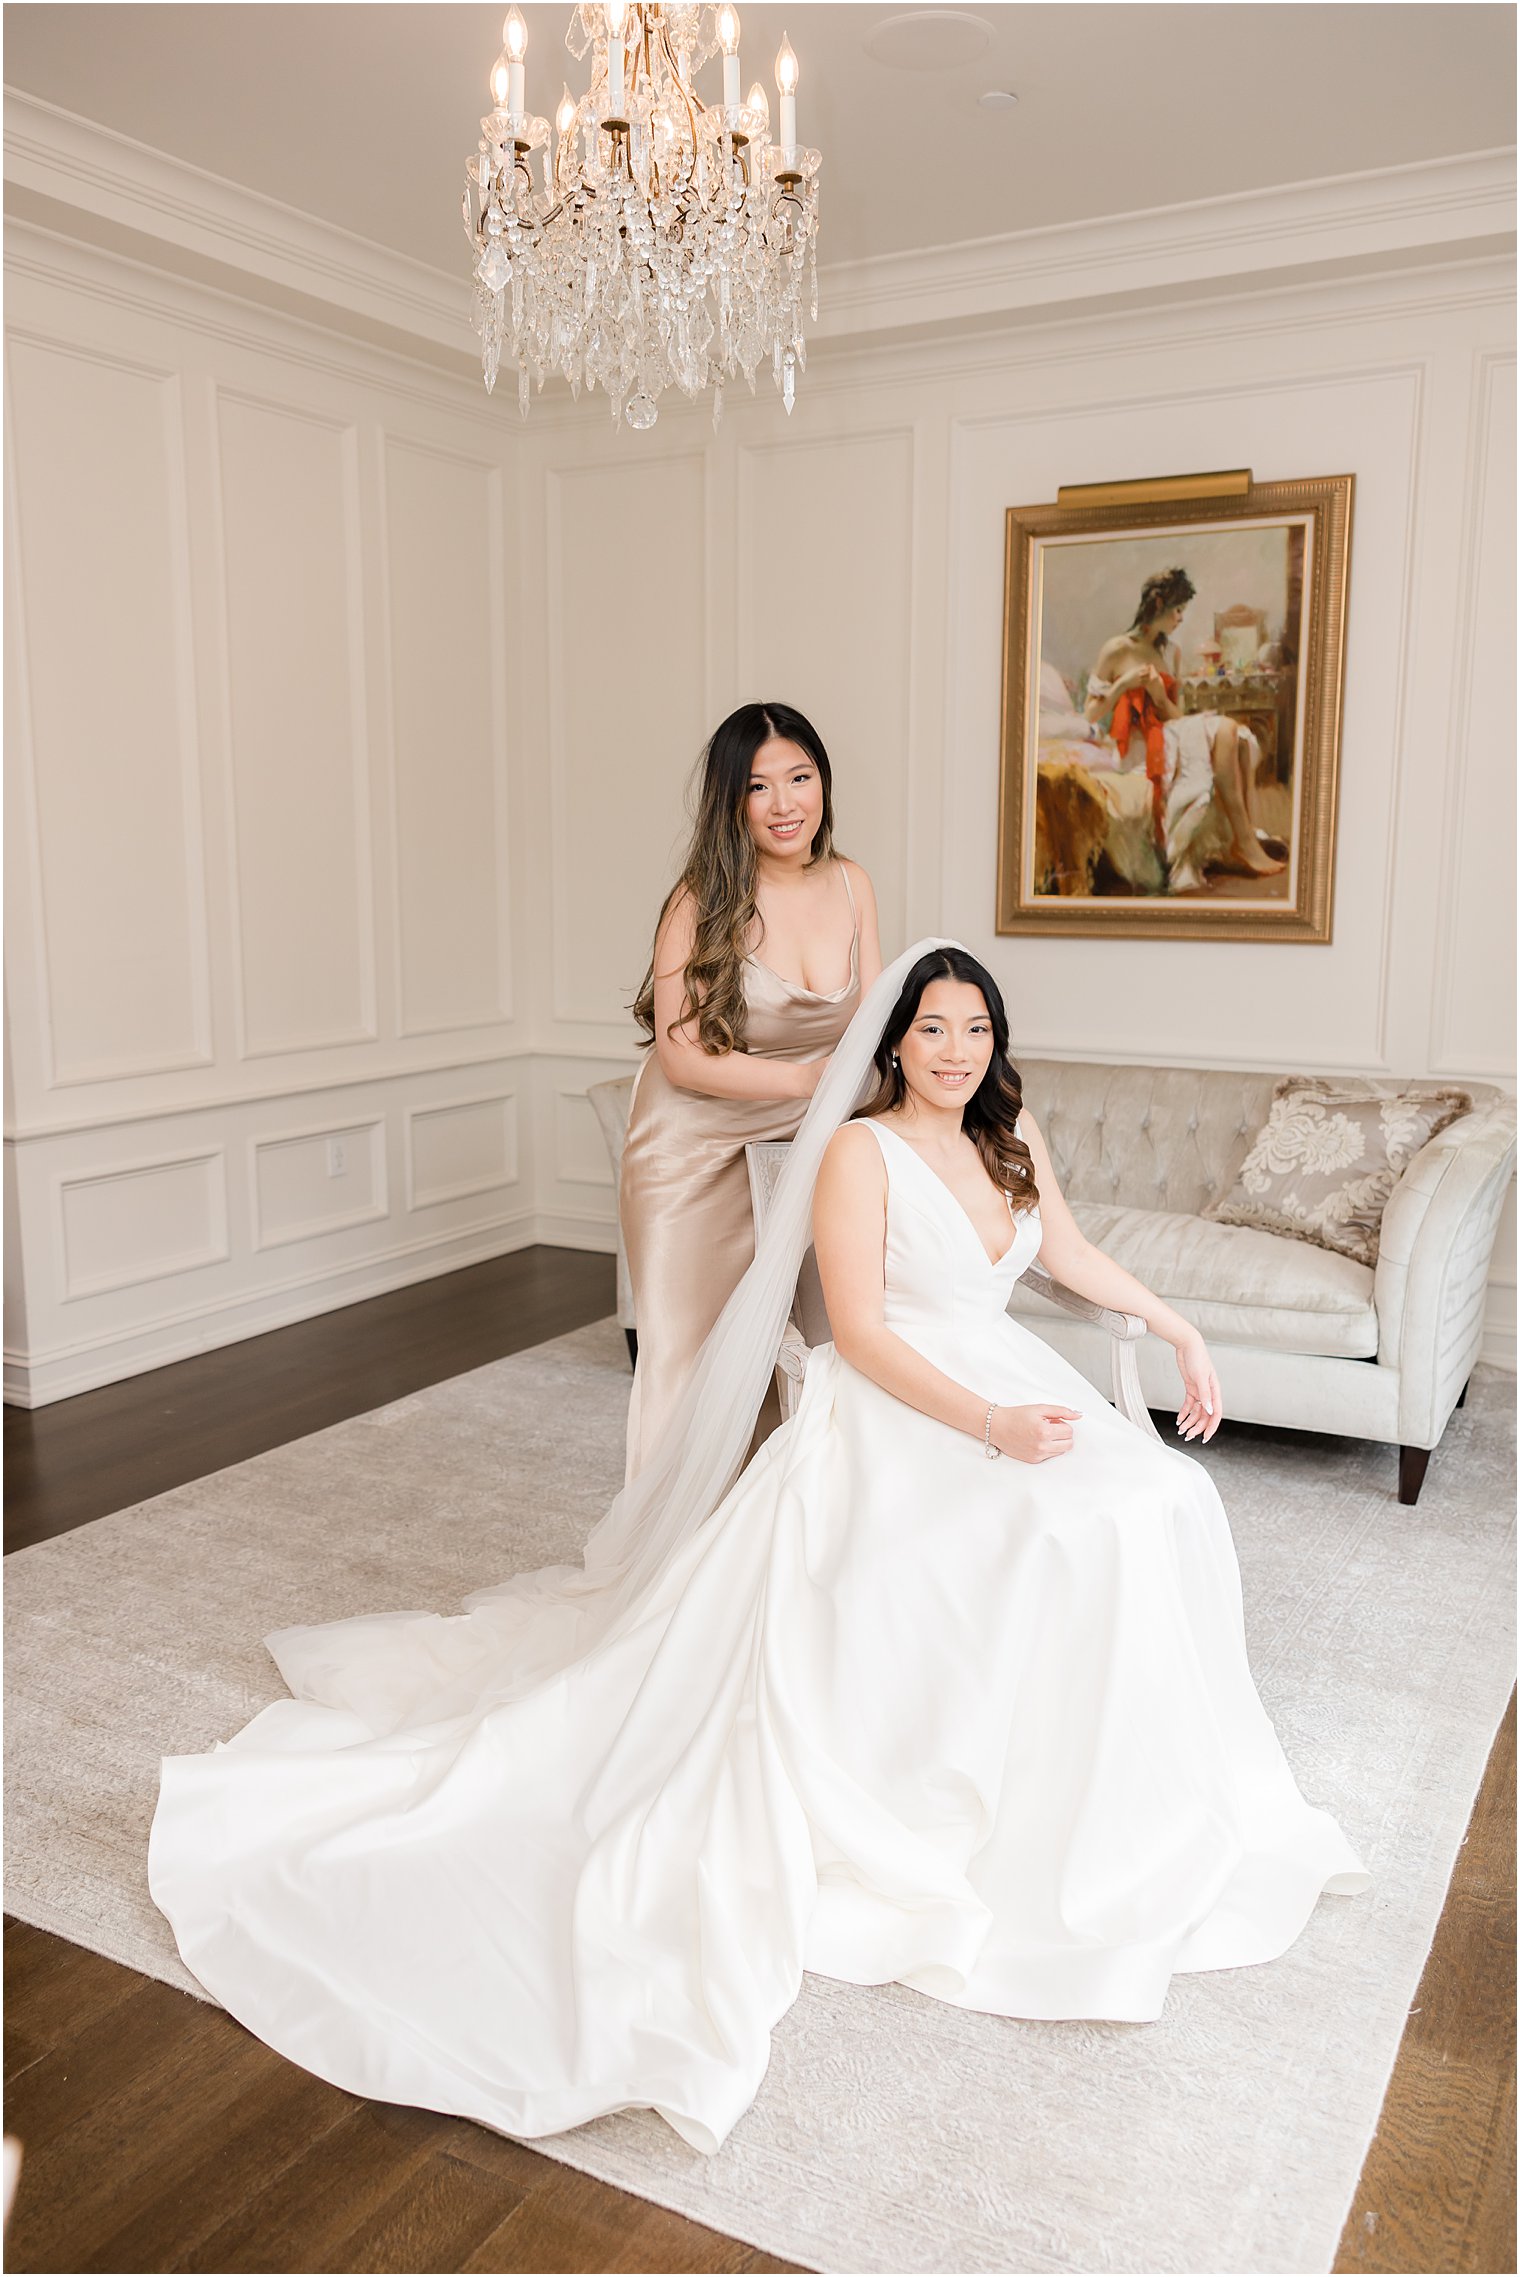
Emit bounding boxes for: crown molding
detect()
[6,88,1514,366]
[4,88,473,359]
[814,147,1517,345]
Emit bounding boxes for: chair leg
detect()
[624,1328,638,1370]
[1398,1445,1431,1506]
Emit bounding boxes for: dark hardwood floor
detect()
[4,1246,617,1556]
[3,1248,1514,2274]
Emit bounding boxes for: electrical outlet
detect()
[326,1137,348,1179]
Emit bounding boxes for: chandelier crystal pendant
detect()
[461,3,821,430]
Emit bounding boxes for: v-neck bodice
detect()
[745,862,861,1003]
[861,1117,1043,1337]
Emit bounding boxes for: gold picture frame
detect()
[996,471,1353,940]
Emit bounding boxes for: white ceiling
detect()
[4,2,1515,276]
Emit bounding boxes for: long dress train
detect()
[149,1116,1368,2155]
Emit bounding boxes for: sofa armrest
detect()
[1019,1260,1146,1341]
[1376,1098,1517,1445]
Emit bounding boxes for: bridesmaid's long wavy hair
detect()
[632,702,838,1056]
[854,948,1039,1212]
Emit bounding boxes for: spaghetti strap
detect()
[838,860,858,936]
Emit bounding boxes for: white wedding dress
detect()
[149,1116,1368,2155]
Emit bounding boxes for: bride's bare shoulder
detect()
[820,1119,887,1177]
[815,1121,887,1243]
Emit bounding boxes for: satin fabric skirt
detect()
[617,1049,806,1480]
[149,1314,1368,2156]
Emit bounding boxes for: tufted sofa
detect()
[587,1060,1516,1506]
[1008,1058,1515,1503]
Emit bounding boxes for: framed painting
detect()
[996,470,1352,940]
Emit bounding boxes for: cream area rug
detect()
[4,1320,1514,2276]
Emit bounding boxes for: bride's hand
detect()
[1173,1331,1222,1442]
[991,1404,1082,1462]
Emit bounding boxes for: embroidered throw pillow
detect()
[1204,1078,1472,1267]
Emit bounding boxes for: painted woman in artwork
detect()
[1082,566,1286,890]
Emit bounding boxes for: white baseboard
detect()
[533,1208,618,1255]
[3,1210,539,1408]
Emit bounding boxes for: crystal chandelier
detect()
[461,4,821,429]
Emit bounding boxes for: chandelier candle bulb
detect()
[718,4,742,107]
[606,0,628,117]
[776,32,798,153]
[490,53,511,111]
[503,6,527,116]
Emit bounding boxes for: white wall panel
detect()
[215,389,374,1056]
[3,210,1512,1398]
[547,452,708,1027]
[1429,352,1516,1078]
[551,1087,617,1188]
[6,337,210,1084]
[57,1148,228,1300]
[738,428,915,953]
[383,437,511,1038]
[3,236,533,1406]
[251,1117,386,1249]
[405,1091,518,1210]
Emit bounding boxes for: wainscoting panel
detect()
[405,1091,519,1211]
[546,451,709,1030]
[3,197,1512,1403]
[551,1086,618,1189]
[251,1117,387,1250]
[737,425,916,954]
[57,1148,228,1302]
[383,436,512,1040]
[4,1059,537,1406]
[5,336,211,1086]
[531,1054,639,1250]
[214,388,375,1058]
[1428,351,1517,1081]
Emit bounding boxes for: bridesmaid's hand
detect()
[790,1057,829,1100]
[991,1405,1081,1462]
[1173,1331,1222,1442]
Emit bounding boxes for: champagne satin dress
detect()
[620,870,861,1479]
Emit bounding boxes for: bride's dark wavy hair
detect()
[853,948,1038,1213]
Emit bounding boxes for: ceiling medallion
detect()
[462,4,822,431]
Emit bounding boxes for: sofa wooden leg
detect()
[624,1328,638,1370]
[1398,1445,1432,1505]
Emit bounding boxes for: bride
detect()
[149,940,1367,2156]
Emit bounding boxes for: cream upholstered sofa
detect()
[588,1061,1516,1507]
[1006,1059,1514,1505]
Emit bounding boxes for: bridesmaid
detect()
[621,701,883,1478]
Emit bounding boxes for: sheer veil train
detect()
[264,936,957,1727]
